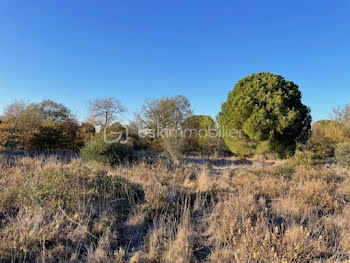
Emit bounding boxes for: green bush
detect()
[182,115,230,156]
[287,149,315,169]
[80,137,134,165]
[256,140,294,159]
[218,72,311,158]
[80,137,109,163]
[335,143,350,168]
[182,115,213,153]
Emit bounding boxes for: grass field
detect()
[1,153,350,262]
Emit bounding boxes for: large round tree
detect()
[217,72,311,158]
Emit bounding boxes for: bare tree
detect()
[332,103,350,127]
[136,95,193,130]
[88,97,126,127]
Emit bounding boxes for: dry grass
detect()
[0,153,350,262]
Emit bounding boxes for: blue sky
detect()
[0,0,349,123]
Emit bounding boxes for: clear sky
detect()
[0,0,349,123]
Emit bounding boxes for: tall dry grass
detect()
[0,153,350,262]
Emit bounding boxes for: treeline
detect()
[0,100,95,151]
[1,72,350,163]
[0,96,228,158]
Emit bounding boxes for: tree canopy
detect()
[88,97,126,128]
[218,72,311,157]
[0,100,93,150]
[137,95,193,130]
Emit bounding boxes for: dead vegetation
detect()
[0,154,350,262]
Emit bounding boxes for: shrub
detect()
[335,143,350,168]
[182,115,229,156]
[0,160,144,262]
[218,72,311,158]
[77,122,96,146]
[310,120,350,158]
[161,133,185,164]
[256,140,294,159]
[287,148,316,169]
[81,137,109,163]
[182,115,213,153]
[272,164,295,180]
[30,121,66,151]
[80,137,134,165]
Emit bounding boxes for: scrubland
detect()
[1,153,350,263]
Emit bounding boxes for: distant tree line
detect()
[1,72,349,161]
[0,100,95,151]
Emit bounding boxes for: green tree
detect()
[218,73,311,158]
[30,118,81,151]
[30,120,66,151]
